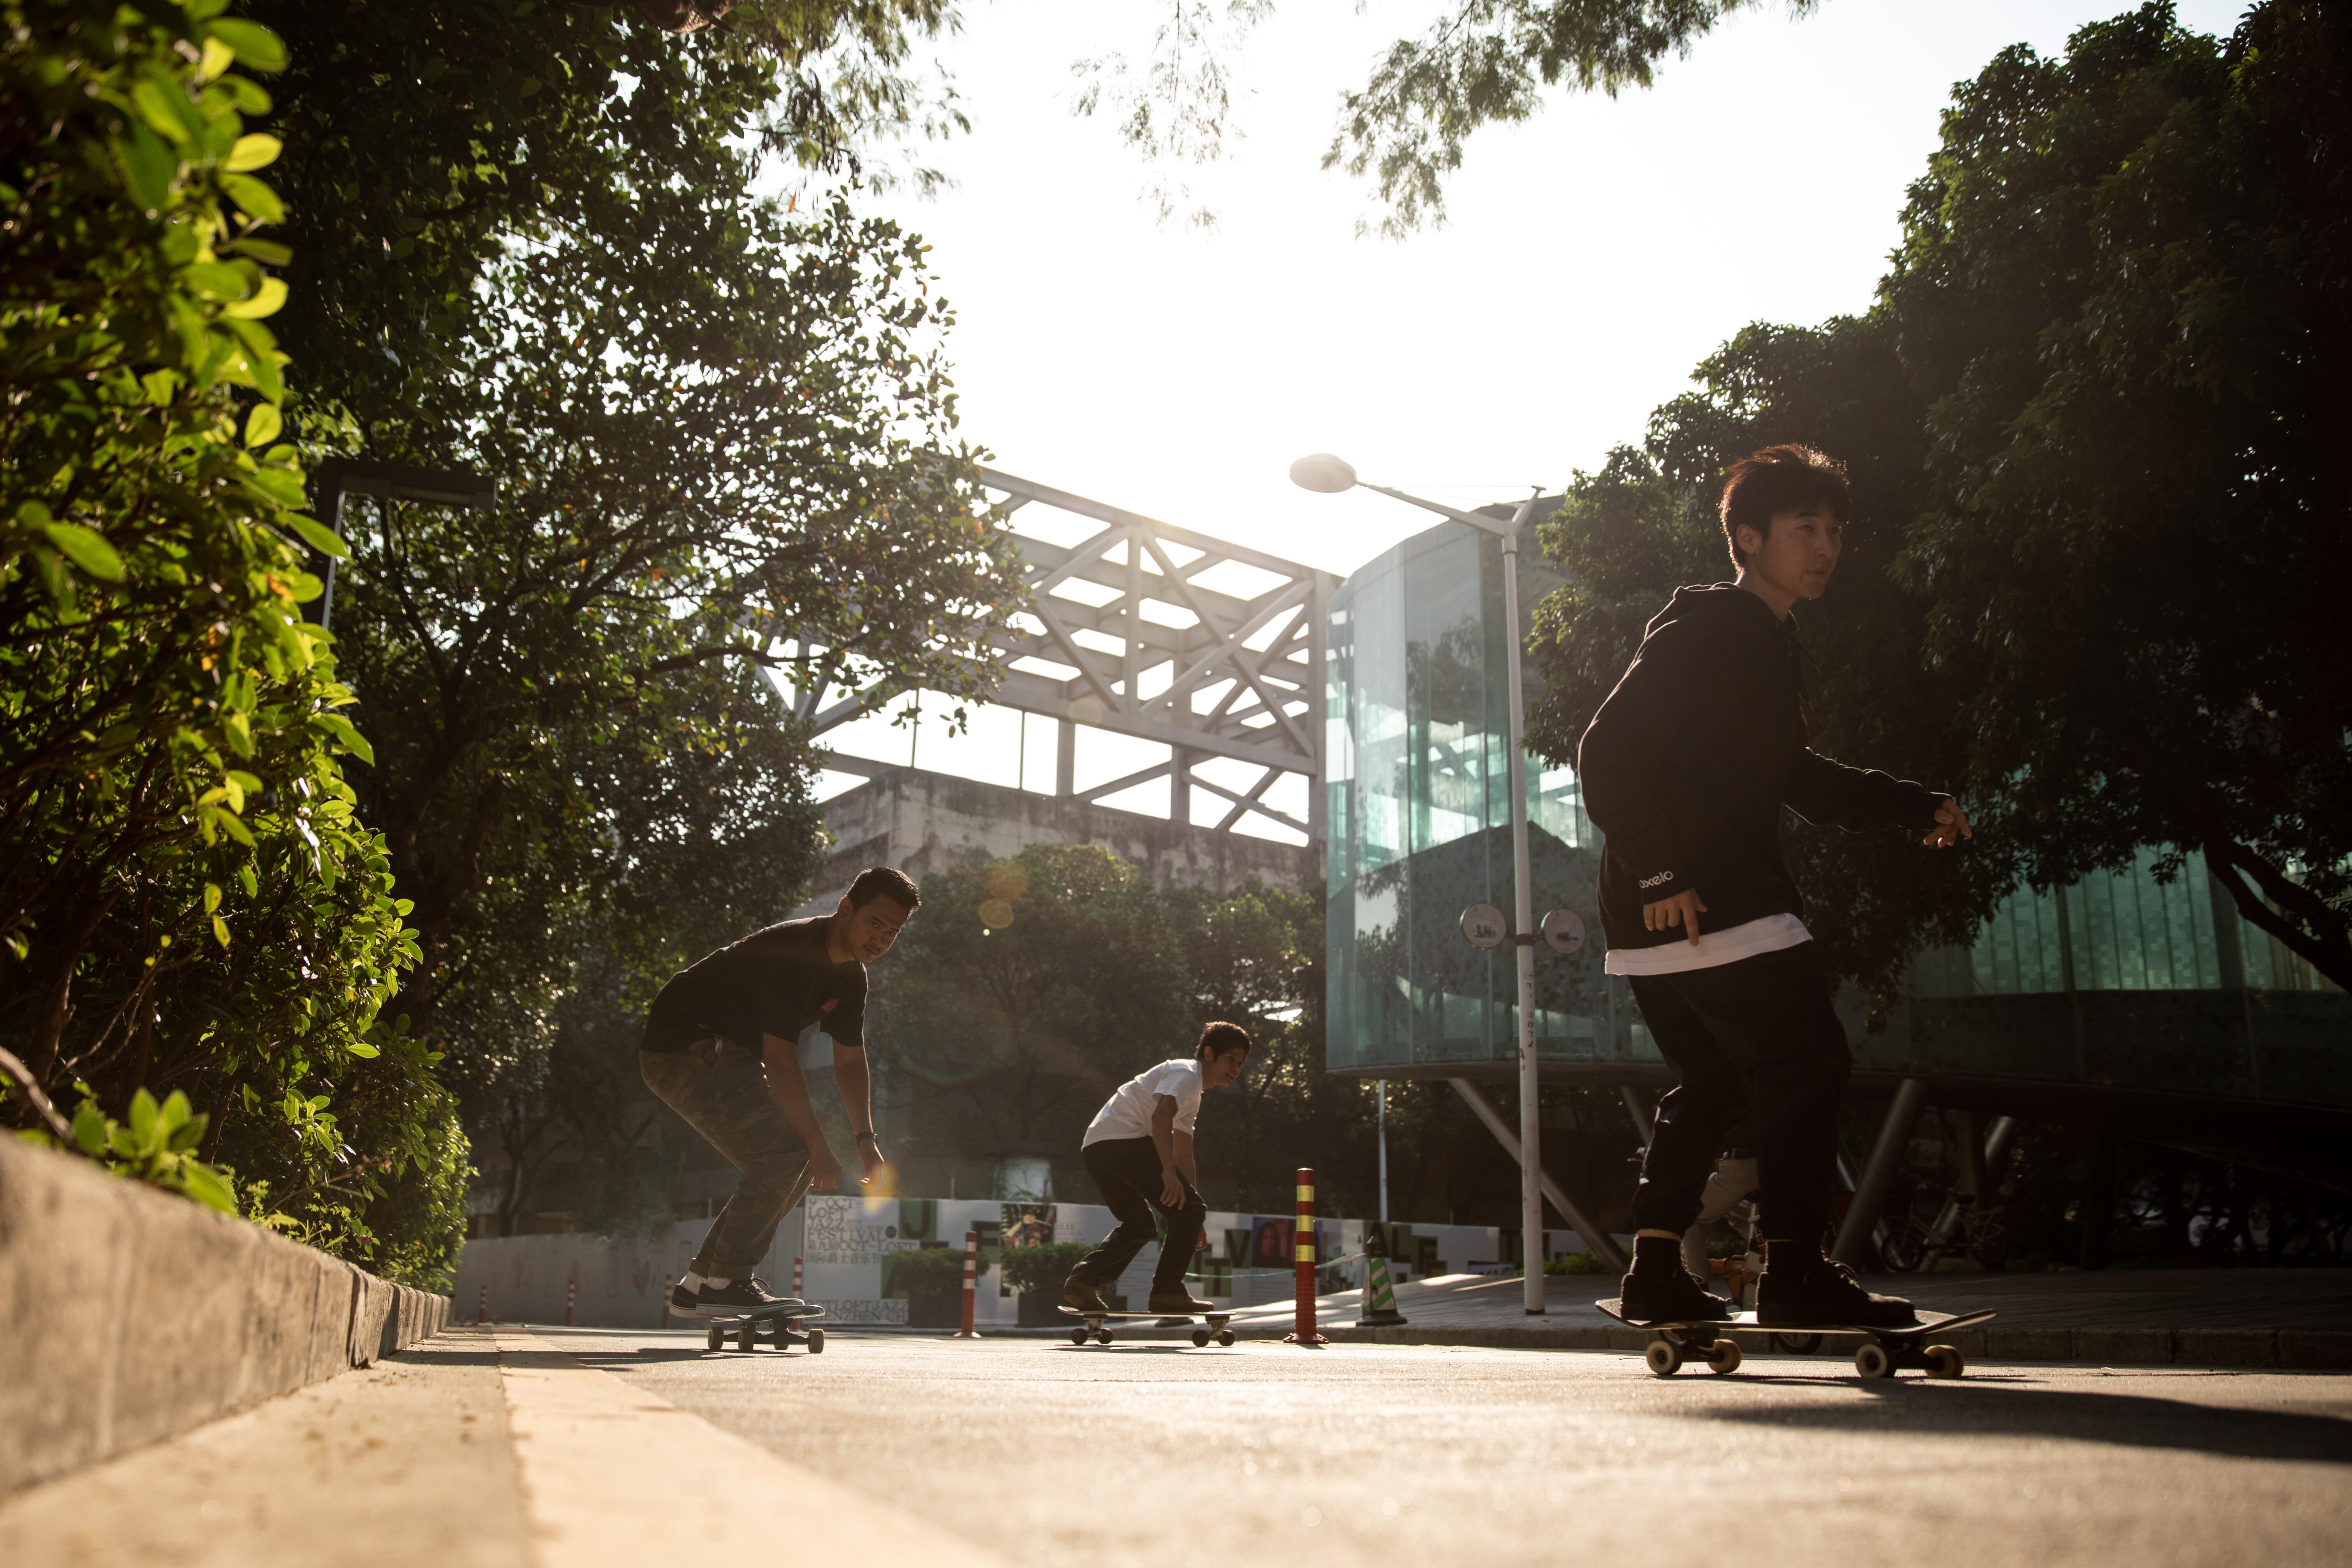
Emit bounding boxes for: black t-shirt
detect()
[640,916,866,1057]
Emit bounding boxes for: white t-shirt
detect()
[1082,1059,1204,1148]
[1603,912,1813,976]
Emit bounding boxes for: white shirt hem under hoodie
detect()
[1602,912,1813,977]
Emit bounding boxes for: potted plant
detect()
[998,1241,1101,1325]
[882,1245,968,1327]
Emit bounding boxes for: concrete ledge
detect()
[0,1135,449,1496]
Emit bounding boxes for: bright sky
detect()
[808,0,2248,815]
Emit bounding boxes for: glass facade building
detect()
[1324,512,2347,1129]
[1324,507,1665,1080]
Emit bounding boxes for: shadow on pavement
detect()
[1699,1382,2352,1464]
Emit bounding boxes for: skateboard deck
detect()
[1058,1305,1236,1347]
[703,1301,826,1355]
[1595,1298,1995,1380]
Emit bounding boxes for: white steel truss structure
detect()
[784,468,1334,845]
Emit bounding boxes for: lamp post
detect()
[1291,453,1562,1314]
[308,459,499,634]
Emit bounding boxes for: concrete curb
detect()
[0,1135,450,1496]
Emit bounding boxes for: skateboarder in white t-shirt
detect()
[1061,1022,1253,1316]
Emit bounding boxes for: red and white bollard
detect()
[476,1283,487,1325]
[953,1228,982,1339]
[1285,1166,1327,1347]
[565,1268,577,1327]
[660,1275,672,1330]
[792,1255,803,1299]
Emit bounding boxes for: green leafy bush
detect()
[998,1241,1095,1297]
[0,2,459,1283]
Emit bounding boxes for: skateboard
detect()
[1596,1298,1995,1379]
[702,1301,826,1355]
[1058,1306,1236,1348]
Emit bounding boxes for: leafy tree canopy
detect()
[1529,2,2352,999]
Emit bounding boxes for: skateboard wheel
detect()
[1192,1329,1211,1348]
[1218,1331,1234,1347]
[1096,1330,1114,1346]
[1706,1340,1743,1376]
[706,1324,723,1352]
[1070,1328,1088,1345]
[1854,1341,1894,1379]
[1770,1332,1822,1356]
[808,1327,825,1355]
[1924,1344,1963,1378]
[1644,1339,1684,1377]
[738,1321,756,1353]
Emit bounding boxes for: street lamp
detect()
[1292,452,1614,1315]
[309,459,500,634]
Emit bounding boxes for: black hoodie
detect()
[1576,584,1948,955]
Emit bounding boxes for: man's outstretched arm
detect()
[831,1041,887,1185]
[1782,749,1965,842]
[761,1032,842,1190]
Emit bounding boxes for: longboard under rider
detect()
[702,1300,827,1355]
[1595,1297,1995,1379]
[1058,1305,1236,1348]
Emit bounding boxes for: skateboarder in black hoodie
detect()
[1578,444,1970,1328]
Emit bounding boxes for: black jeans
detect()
[1071,1137,1205,1295]
[1626,942,1850,1247]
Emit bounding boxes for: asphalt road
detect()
[541,1326,2352,1568]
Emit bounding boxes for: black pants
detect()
[1627,942,1850,1247]
[1070,1137,1205,1294]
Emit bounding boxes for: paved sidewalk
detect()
[6,1322,2348,1566]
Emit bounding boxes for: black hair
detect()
[1195,1021,1252,1062]
[1719,443,1850,568]
[845,865,920,912]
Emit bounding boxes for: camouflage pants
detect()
[640,1036,812,1278]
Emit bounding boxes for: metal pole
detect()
[1499,516,1543,1314]
[1449,1079,1626,1272]
[319,487,347,635]
[1376,1081,1389,1224]
[1834,1076,1929,1266]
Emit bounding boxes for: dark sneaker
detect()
[1756,1259,1916,1327]
[698,1276,801,1313]
[669,1280,710,1318]
[1062,1276,1109,1313]
[1617,1265,1734,1323]
[1146,1288,1215,1316]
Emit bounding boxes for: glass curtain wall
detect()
[1324,508,1659,1075]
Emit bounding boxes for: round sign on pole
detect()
[1460,903,1507,950]
[1540,907,1587,956]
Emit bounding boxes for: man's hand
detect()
[807,1139,843,1192]
[1923,799,1973,848]
[854,1134,889,1188]
[1643,887,1709,946]
[1159,1166,1185,1207]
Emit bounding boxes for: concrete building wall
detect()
[794,766,1320,913]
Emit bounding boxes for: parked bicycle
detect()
[1878,1180,2009,1272]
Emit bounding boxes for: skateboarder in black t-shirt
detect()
[639,866,918,1316]
[1578,445,1971,1330]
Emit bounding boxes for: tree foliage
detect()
[0,1,461,1278]
[1528,2,2351,998]
[1325,0,1818,235]
[236,4,1023,1235]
